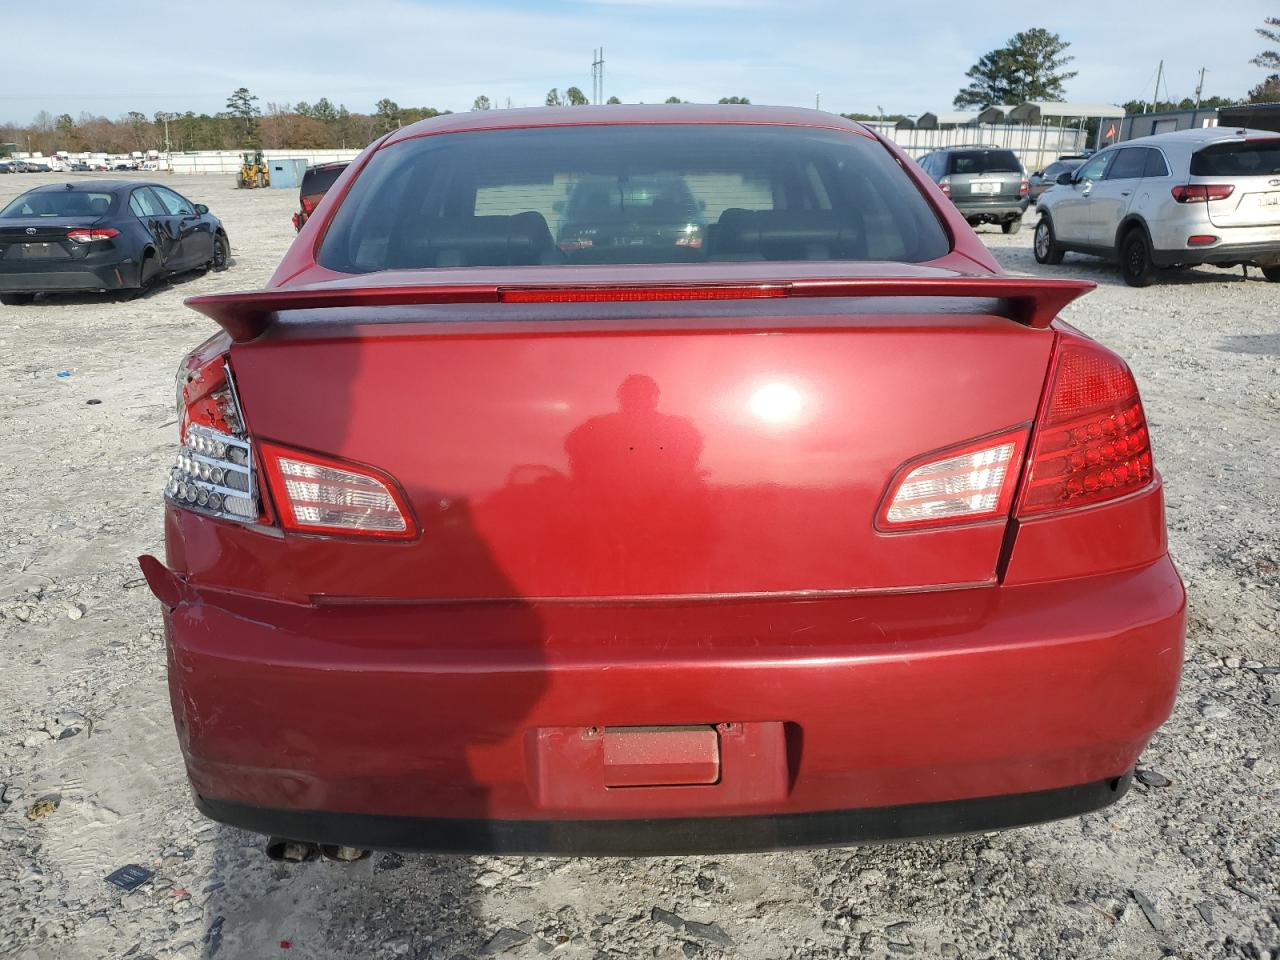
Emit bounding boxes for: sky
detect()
[2,0,1275,124]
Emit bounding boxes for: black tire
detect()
[210,233,230,272]
[1120,228,1157,287]
[1263,266,1280,283]
[1,293,35,306]
[1033,217,1064,265]
[1002,218,1022,235]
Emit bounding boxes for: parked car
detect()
[142,105,1184,857]
[0,180,230,304]
[917,145,1030,232]
[556,175,706,258]
[292,161,348,231]
[1034,128,1280,286]
[1028,158,1085,200]
[0,162,13,174]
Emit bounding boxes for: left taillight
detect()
[166,351,258,522]
[167,348,416,538]
[67,227,120,243]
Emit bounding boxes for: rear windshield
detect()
[1190,139,1280,177]
[946,150,1022,175]
[302,164,346,197]
[318,124,950,272]
[0,190,117,218]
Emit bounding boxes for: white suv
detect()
[1033,128,1280,286]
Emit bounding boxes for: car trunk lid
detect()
[193,267,1088,601]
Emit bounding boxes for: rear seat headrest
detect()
[405,212,556,267]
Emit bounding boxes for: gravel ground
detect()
[1,173,1277,960]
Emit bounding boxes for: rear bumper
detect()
[157,554,1184,853]
[952,200,1029,221]
[0,256,136,292]
[196,775,1131,855]
[1152,239,1280,268]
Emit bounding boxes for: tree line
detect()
[6,15,1278,157]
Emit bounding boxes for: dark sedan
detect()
[0,181,229,304]
[1028,158,1086,201]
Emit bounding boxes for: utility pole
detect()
[1151,59,1164,113]
[591,48,605,105]
[163,115,171,154]
[815,92,820,111]
[1194,66,1207,110]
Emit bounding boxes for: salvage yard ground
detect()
[0,173,1277,960]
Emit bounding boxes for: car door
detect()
[129,186,182,267]
[152,186,212,267]
[1087,147,1147,246]
[1051,151,1112,243]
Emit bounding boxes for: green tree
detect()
[312,98,339,124]
[472,95,492,111]
[125,110,151,151]
[1254,15,1280,71]
[718,96,750,104]
[952,28,1076,108]
[1250,74,1280,103]
[545,88,562,106]
[374,98,401,132]
[664,96,684,104]
[607,96,622,104]
[225,87,261,144]
[565,86,589,106]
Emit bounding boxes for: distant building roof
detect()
[1009,102,1126,122]
[916,111,981,129]
[976,105,1018,124]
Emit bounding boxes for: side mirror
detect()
[1056,172,1075,186]
[194,203,209,215]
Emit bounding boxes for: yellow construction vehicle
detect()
[237,151,269,189]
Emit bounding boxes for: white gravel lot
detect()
[0,173,1277,960]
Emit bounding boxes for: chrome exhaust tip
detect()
[265,838,319,862]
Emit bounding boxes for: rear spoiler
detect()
[186,276,1094,342]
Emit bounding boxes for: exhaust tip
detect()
[265,838,319,862]
[319,844,371,863]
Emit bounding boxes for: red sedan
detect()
[140,105,1184,856]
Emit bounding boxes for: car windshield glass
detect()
[946,150,1021,175]
[318,124,951,271]
[1190,139,1280,177]
[0,190,117,218]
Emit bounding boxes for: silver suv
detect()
[1033,128,1280,286]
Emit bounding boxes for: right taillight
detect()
[938,176,951,197]
[1017,339,1154,516]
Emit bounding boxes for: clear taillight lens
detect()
[938,176,951,197]
[259,443,415,539]
[879,430,1028,530]
[166,424,258,520]
[1017,340,1154,515]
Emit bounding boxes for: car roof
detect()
[24,180,161,194]
[1120,126,1279,148]
[382,104,871,147]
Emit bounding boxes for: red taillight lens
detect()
[301,195,318,214]
[1019,178,1030,197]
[258,443,416,540]
[1171,184,1234,203]
[499,285,787,303]
[1187,235,1219,247]
[1017,340,1153,516]
[879,428,1029,530]
[178,353,243,441]
[938,176,951,197]
[66,227,120,243]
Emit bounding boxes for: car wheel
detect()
[1,293,35,306]
[1263,266,1280,283]
[210,234,230,272]
[1002,218,1022,235]
[1120,229,1157,288]
[1033,218,1064,265]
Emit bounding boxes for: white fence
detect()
[862,122,1089,173]
[167,149,362,176]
